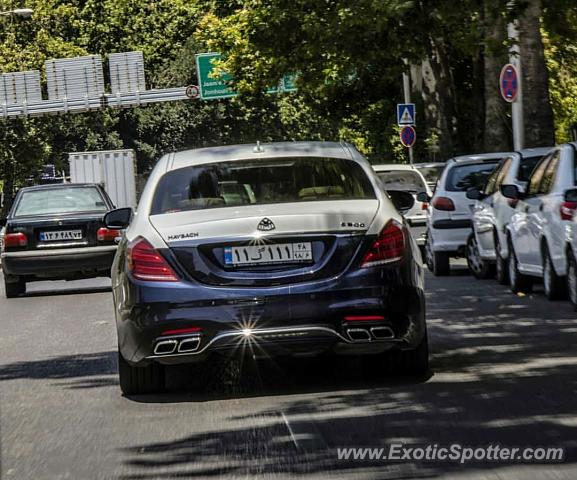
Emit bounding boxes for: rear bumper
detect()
[429,222,471,255]
[115,256,426,365]
[1,246,117,279]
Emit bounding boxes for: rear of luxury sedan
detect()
[109,142,428,395]
[1,184,119,297]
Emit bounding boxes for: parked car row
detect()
[411,142,577,310]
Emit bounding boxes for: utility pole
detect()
[507,2,524,151]
[402,60,414,165]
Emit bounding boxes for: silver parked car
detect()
[465,148,551,281]
[502,144,577,299]
[372,164,432,247]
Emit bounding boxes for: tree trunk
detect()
[420,36,461,159]
[518,0,556,147]
[483,1,511,152]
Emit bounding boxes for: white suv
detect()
[373,164,432,247]
[465,148,550,281]
[419,153,508,276]
[502,144,577,299]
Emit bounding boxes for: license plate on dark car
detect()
[224,242,313,266]
[40,230,83,241]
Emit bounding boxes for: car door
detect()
[525,152,560,270]
[514,155,550,267]
[474,160,506,253]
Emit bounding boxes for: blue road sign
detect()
[499,64,519,103]
[400,126,416,148]
[397,103,415,126]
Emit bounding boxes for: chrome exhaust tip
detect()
[177,336,201,353]
[370,326,395,340]
[346,328,372,342]
[153,339,178,355]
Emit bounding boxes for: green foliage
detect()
[0,0,576,208]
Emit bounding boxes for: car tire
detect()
[118,351,166,395]
[4,277,26,298]
[494,234,509,286]
[431,251,450,276]
[398,330,429,375]
[567,250,577,311]
[466,234,494,279]
[508,238,532,294]
[542,245,566,301]
[364,330,429,377]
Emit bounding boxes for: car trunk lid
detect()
[150,200,379,286]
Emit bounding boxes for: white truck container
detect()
[69,149,137,208]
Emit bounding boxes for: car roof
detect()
[17,183,101,192]
[168,141,354,171]
[451,152,511,164]
[414,162,445,167]
[372,164,418,172]
[517,147,553,158]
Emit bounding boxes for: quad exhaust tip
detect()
[153,339,178,355]
[346,328,372,342]
[346,327,395,342]
[178,337,201,353]
[370,326,395,340]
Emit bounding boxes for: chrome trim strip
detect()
[146,326,402,359]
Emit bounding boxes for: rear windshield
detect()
[13,187,108,217]
[446,162,499,192]
[517,155,544,182]
[376,170,426,193]
[416,165,445,185]
[151,157,376,215]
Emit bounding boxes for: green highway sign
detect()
[195,52,297,100]
[282,74,298,92]
[195,53,237,100]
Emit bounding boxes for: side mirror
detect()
[501,184,521,200]
[104,208,133,229]
[416,191,431,203]
[466,187,483,200]
[564,188,577,203]
[0,218,6,228]
[388,190,415,213]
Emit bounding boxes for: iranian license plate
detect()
[224,242,313,266]
[40,230,83,241]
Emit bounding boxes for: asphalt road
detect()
[1,263,576,479]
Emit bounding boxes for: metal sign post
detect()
[507,2,524,151]
[401,60,414,164]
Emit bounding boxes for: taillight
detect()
[161,327,202,336]
[421,202,429,210]
[432,196,455,211]
[4,232,28,249]
[344,315,386,322]
[560,201,577,221]
[360,220,406,267]
[127,238,179,282]
[97,227,122,242]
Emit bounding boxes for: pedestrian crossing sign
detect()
[397,103,415,126]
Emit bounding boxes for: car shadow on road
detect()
[0,351,118,389]
[118,273,577,479]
